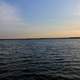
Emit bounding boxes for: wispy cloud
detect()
[73,0,80,16]
[0,2,29,38]
[0,2,52,38]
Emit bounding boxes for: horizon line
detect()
[0,37,80,40]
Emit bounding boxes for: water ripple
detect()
[0,39,80,80]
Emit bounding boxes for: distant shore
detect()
[0,37,80,40]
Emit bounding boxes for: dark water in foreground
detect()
[0,39,80,80]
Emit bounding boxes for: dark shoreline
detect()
[0,37,80,40]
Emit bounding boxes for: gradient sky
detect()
[0,0,80,38]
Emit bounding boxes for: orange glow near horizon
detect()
[16,30,80,38]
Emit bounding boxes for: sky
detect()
[0,0,80,38]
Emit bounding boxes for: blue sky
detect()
[0,0,80,38]
[4,0,74,23]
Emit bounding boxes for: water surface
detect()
[0,39,80,80]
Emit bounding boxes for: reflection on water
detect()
[0,39,80,80]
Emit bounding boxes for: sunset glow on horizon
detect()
[0,0,80,38]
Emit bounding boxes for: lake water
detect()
[0,39,80,80]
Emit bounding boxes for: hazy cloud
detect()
[73,0,80,16]
[0,2,30,38]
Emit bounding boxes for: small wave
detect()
[0,74,78,80]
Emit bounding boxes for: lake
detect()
[0,39,80,80]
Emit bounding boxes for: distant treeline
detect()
[0,37,80,40]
